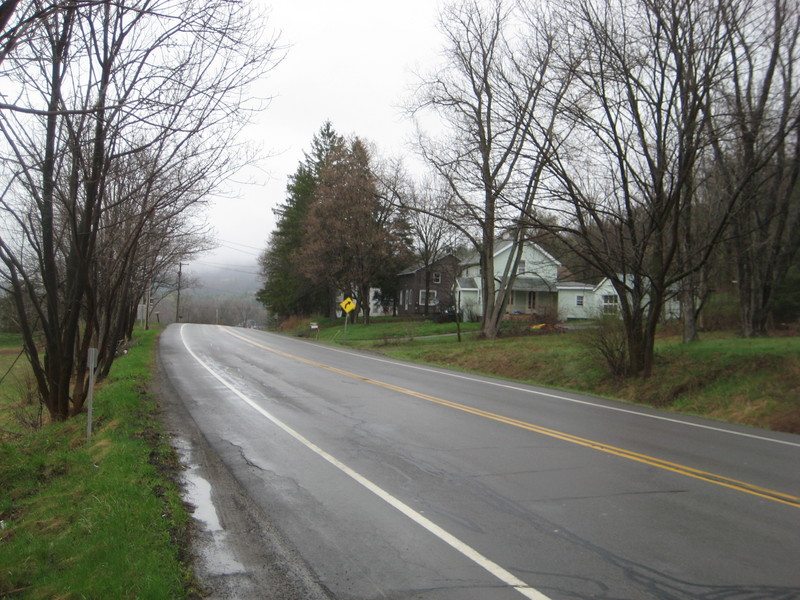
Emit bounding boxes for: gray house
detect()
[396,254,460,316]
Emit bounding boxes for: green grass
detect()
[0,329,195,599]
[295,320,800,433]
[642,335,800,430]
[290,315,482,341]
[0,334,28,398]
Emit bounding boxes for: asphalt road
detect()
[157,323,800,600]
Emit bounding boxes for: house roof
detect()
[460,239,562,267]
[456,277,479,290]
[398,253,458,276]
[511,276,555,292]
[556,280,596,291]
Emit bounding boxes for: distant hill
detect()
[187,260,262,296]
[174,260,269,327]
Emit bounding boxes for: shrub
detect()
[579,313,630,378]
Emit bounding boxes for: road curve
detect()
[157,323,800,600]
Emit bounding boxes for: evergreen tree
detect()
[295,138,412,324]
[257,122,344,317]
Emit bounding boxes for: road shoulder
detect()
[152,345,333,600]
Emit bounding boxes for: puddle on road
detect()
[174,437,246,577]
[184,463,222,531]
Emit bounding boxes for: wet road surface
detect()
[157,323,800,599]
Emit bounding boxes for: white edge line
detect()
[178,325,551,600]
[262,330,800,449]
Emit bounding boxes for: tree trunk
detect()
[360,284,371,325]
[480,238,500,339]
[38,8,78,422]
[423,270,431,317]
[680,280,699,343]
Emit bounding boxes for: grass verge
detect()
[284,315,482,341]
[0,329,196,599]
[299,319,800,434]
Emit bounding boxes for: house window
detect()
[576,295,584,306]
[420,290,438,305]
[517,260,526,275]
[527,291,536,309]
[602,294,619,313]
[432,271,442,284]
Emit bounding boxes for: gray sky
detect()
[201,0,445,269]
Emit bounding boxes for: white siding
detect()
[557,287,596,320]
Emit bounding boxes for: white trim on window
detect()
[419,290,438,305]
[602,294,619,313]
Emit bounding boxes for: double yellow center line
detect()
[224,328,800,508]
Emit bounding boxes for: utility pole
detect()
[175,262,187,322]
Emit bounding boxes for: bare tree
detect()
[411,0,566,338]
[527,0,728,376]
[0,0,280,420]
[1,0,95,65]
[401,177,462,316]
[708,0,800,337]
[89,148,215,377]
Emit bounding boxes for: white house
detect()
[455,239,681,322]
[559,277,681,321]
[456,240,562,320]
[555,280,600,320]
[558,276,642,320]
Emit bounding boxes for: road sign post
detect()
[340,297,356,338]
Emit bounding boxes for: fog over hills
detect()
[169,258,268,327]
[187,259,262,296]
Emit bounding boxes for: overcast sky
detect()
[199,0,446,272]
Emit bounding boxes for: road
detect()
[157,323,800,599]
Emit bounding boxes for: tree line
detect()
[0,0,280,421]
[260,0,799,382]
[2,0,798,426]
[411,0,799,378]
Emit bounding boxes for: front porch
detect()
[505,278,558,318]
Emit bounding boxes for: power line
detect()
[192,261,260,275]
[217,240,264,256]
[219,245,261,256]
[220,239,263,250]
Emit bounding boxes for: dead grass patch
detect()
[769,403,800,433]
[88,439,113,463]
[27,516,68,535]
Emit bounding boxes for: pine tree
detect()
[257,122,344,317]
